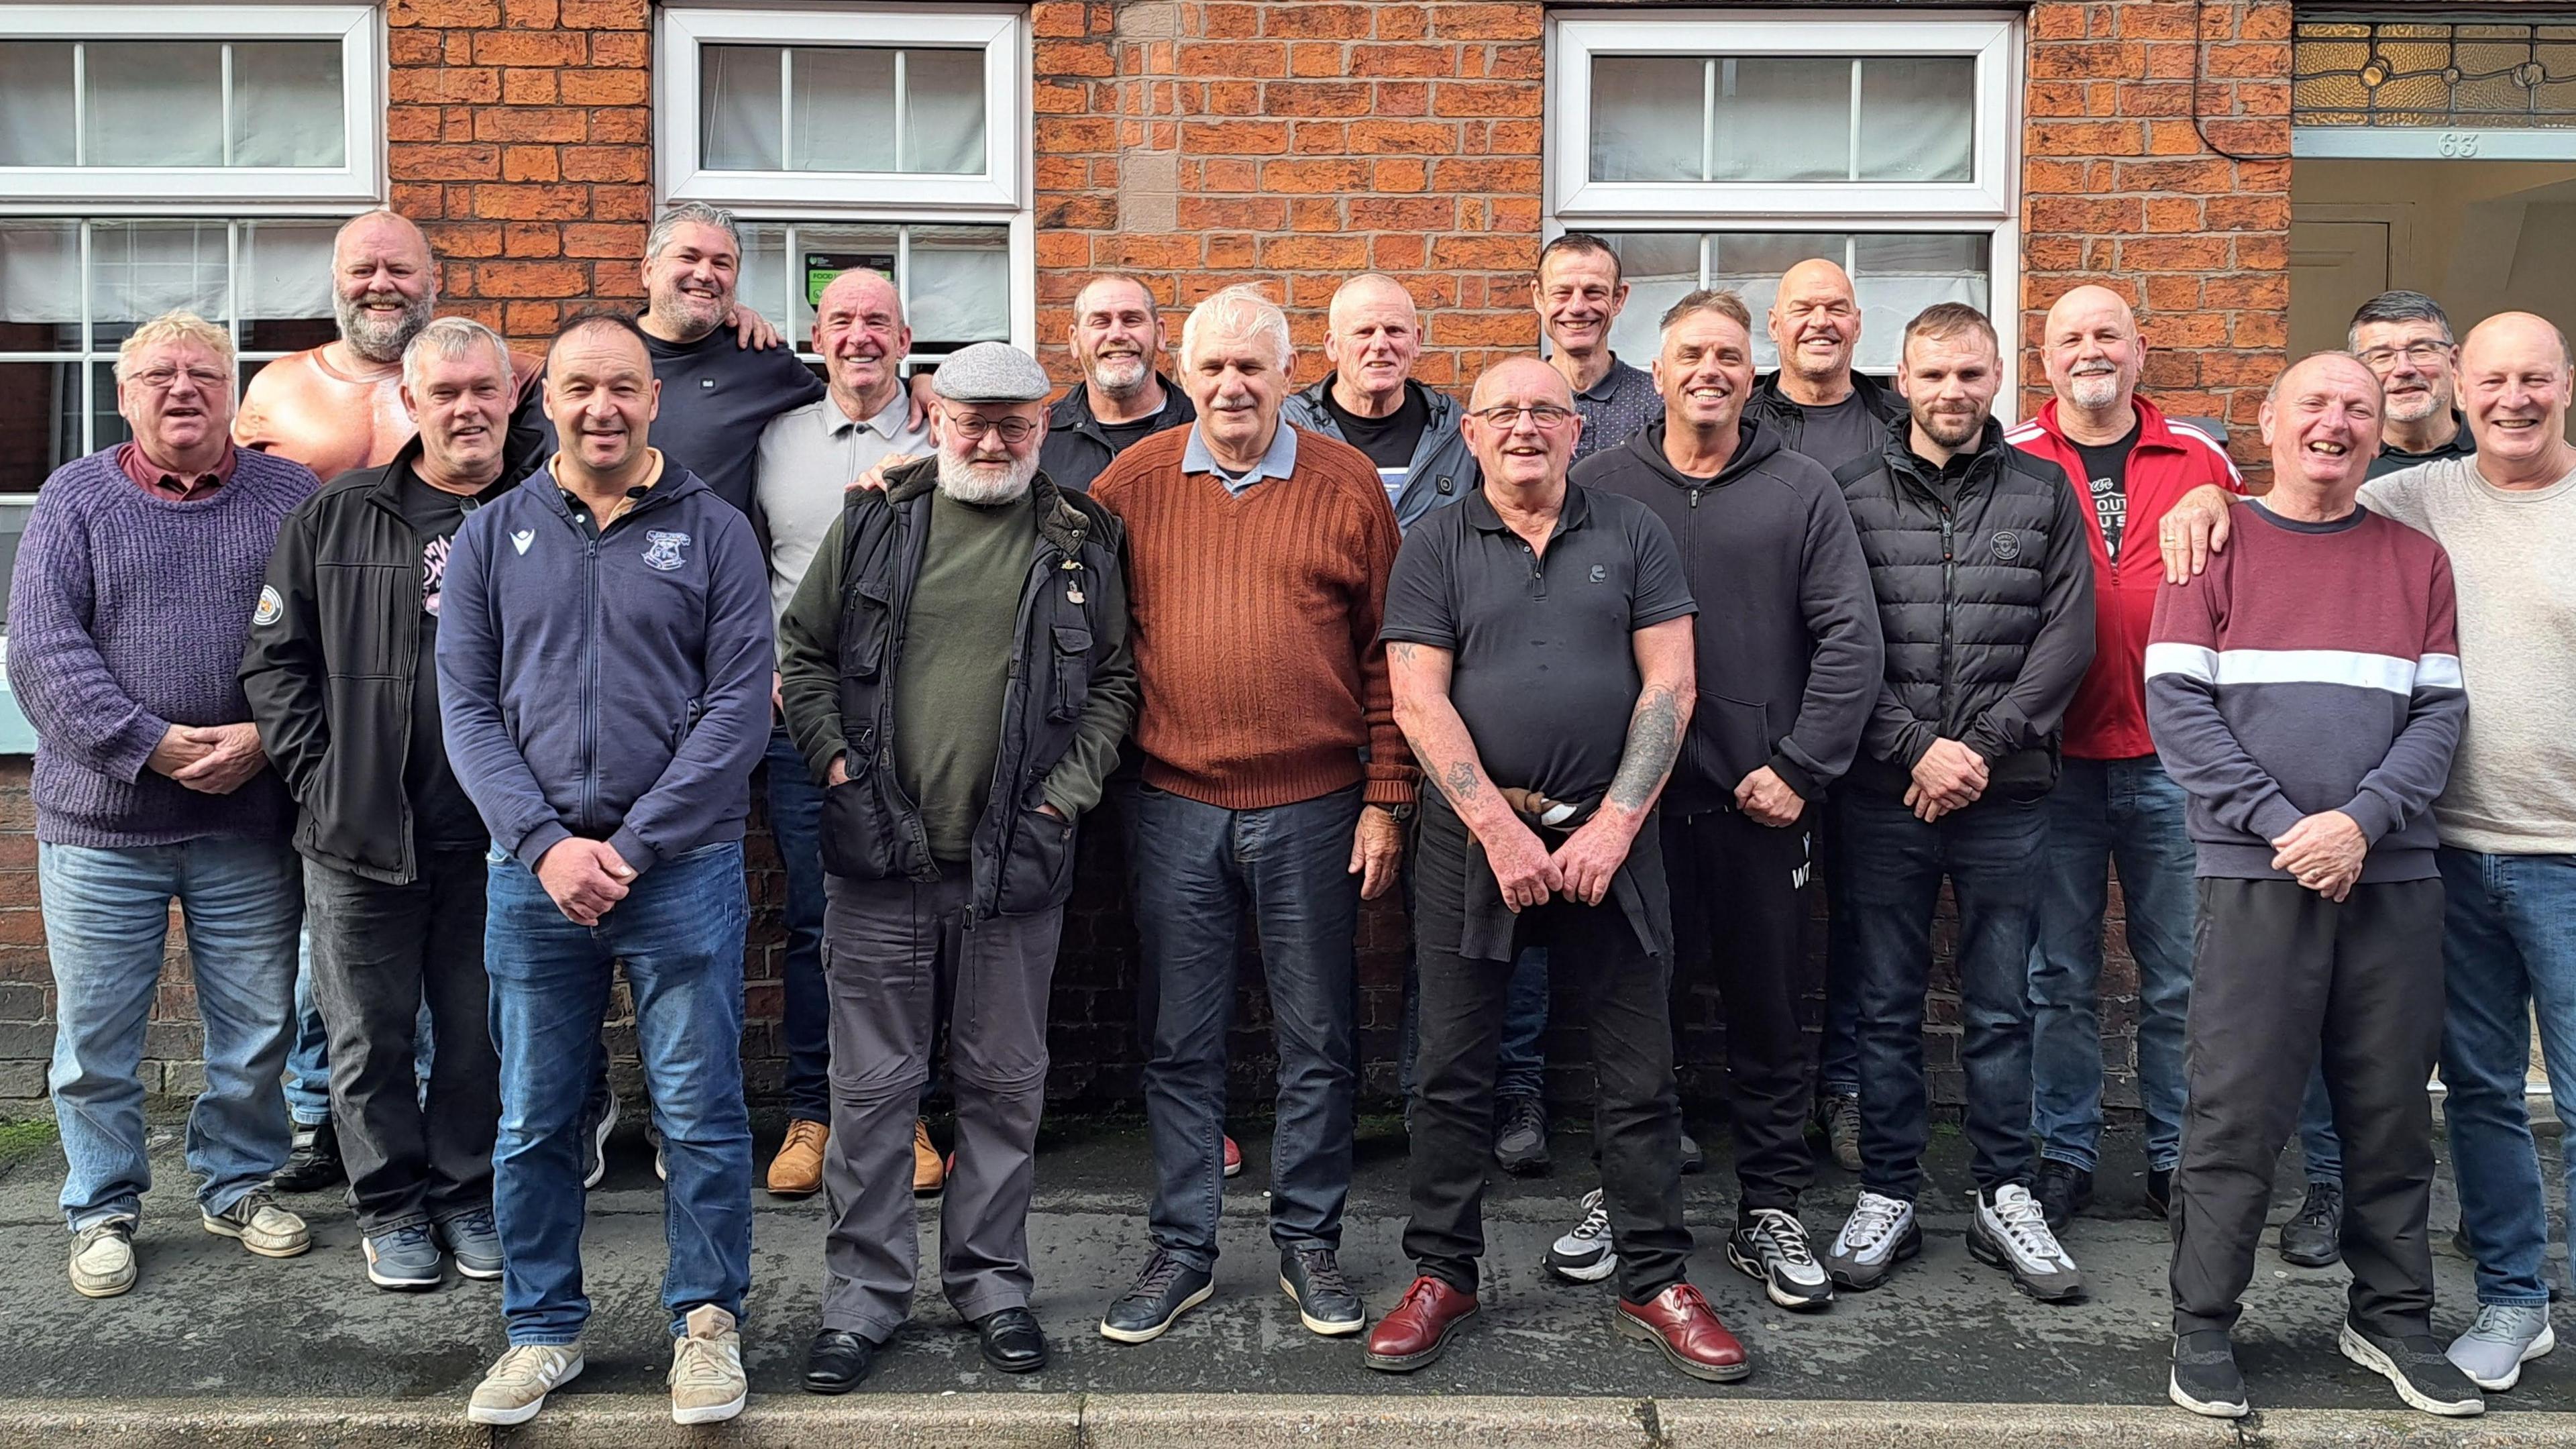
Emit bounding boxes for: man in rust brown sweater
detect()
[1089,284,1417,1346]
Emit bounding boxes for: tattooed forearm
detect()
[1605,685,1684,813]
[1441,759,1484,805]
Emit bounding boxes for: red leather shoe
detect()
[1615,1282,1750,1383]
[1363,1276,1478,1373]
[1223,1134,1242,1178]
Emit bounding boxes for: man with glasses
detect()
[11,311,319,1299]
[2355,292,2477,479]
[778,341,1136,1391]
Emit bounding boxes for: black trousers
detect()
[305,848,498,1234]
[1404,808,1692,1303]
[2169,877,2445,1338]
[1664,806,1816,1211]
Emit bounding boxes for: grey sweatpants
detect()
[2169,877,2445,1339]
[819,865,1059,1338]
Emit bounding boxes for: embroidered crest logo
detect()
[642,529,691,572]
[253,585,283,627]
[1991,530,2022,562]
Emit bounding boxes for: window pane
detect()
[87,43,224,166]
[1853,233,1990,371]
[1589,58,1707,182]
[902,48,985,174]
[702,44,784,170]
[231,42,346,168]
[1591,231,1990,374]
[905,226,1009,350]
[88,221,232,346]
[0,43,76,166]
[0,363,81,494]
[1711,58,1850,181]
[237,219,336,327]
[1711,233,1849,370]
[0,223,83,349]
[1858,58,1974,182]
[1598,233,1701,362]
[740,221,1010,362]
[89,361,131,453]
[789,48,896,172]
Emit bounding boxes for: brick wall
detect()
[1,0,2262,1117]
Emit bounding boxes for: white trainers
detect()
[201,1189,310,1258]
[669,1303,747,1425]
[468,1342,584,1426]
[1823,1189,1921,1291]
[1968,1183,2085,1301]
[2448,1303,2555,1391]
[69,1217,137,1299]
[1545,1188,1617,1283]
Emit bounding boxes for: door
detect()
[2288,219,2391,360]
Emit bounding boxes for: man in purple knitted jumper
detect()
[5,311,319,1300]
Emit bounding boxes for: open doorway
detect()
[2292,158,2576,364]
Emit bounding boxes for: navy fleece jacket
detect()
[437,455,773,875]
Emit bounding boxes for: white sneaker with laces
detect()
[669,1303,747,1424]
[1969,1182,2084,1301]
[468,1342,584,1426]
[1727,1206,1833,1309]
[1823,1190,1920,1290]
[69,1217,137,1299]
[1544,1188,1617,1283]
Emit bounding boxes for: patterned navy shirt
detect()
[1570,355,1665,463]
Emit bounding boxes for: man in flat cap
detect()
[777,341,1138,1391]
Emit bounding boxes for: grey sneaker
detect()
[1494,1095,1550,1176]
[69,1217,136,1299]
[1823,1190,1921,1291]
[1544,1188,1617,1284]
[363,1223,445,1291]
[438,1207,504,1281]
[2341,1320,2484,1417]
[203,1190,310,1258]
[2169,1330,2248,1418]
[1968,1183,2084,1302]
[1817,1091,1862,1173]
[468,1342,584,1426]
[669,1304,747,1425]
[2447,1303,2555,1391]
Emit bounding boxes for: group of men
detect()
[12,200,2573,1428]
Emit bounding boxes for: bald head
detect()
[2261,352,2381,500]
[2041,285,2143,418]
[815,268,909,418]
[1325,274,1424,409]
[1769,259,1862,391]
[2458,311,2576,480]
[1469,355,1572,413]
[1464,356,1578,498]
[332,211,437,365]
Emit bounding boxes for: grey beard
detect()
[937,449,1038,505]
[2067,374,2123,410]
[1088,355,1150,398]
[2383,389,2445,423]
[337,290,435,364]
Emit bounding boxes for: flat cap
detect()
[932,341,1051,403]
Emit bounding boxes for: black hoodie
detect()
[1572,418,1884,814]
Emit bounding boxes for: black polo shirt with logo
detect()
[1381,481,1697,802]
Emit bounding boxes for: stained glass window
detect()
[2294,21,2576,128]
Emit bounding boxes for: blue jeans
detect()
[486,840,753,1344]
[764,727,831,1122]
[2438,848,2576,1307]
[2300,1067,2343,1184]
[1839,790,2046,1200]
[42,839,302,1229]
[1127,781,1361,1268]
[286,930,331,1126]
[2028,757,2198,1173]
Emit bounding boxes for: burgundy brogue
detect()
[1615,1282,1751,1383]
[1362,1275,1478,1373]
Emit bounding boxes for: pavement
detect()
[4,1105,2574,1445]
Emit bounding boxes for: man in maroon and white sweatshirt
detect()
[2146,352,2471,1423]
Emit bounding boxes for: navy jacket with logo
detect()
[437,455,773,875]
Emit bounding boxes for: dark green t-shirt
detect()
[894,486,1036,861]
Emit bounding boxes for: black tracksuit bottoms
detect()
[2169,876,2445,1339]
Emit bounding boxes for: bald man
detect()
[2159,314,2576,1391]
[2003,286,2243,1234]
[1746,260,1906,473]
[1283,275,1481,530]
[2148,351,2471,1420]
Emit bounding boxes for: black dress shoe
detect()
[273,1119,346,1194]
[977,1307,1048,1373]
[804,1328,877,1395]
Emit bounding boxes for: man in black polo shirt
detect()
[1364,356,1740,1385]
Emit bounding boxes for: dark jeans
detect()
[304,850,498,1234]
[1838,789,2046,1201]
[1405,807,1690,1303]
[2300,1069,2343,1185]
[1665,806,1816,1210]
[2170,877,2445,1339]
[486,840,753,1345]
[1126,781,1362,1269]
[1818,802,1862,1098]
[764,727,833,1123]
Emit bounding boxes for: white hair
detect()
[400,315,513,393]
[1180,284,1292,372]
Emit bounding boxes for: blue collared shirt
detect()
[1181,418,1300,494]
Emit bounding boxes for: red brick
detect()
[1349,44,1457,78]
[2121,235,2234,272]
[2028,196,2143,234]
[390,68,498,105]
[1371,233,1428,270]
[472,30,586,67]
[588,32,647,68]
[1042,193,1121,229]
[1428,235,1532,270]
[2025,120,2144,157]
[1430,83,1541,118]
[390,182,446,219]
[1349,196,1456,231]
[2028,42,2143,80]
[1429,157,1538,193]
[590,186,651,223]
[1037,40,1118,77]
[589,108,649,144]
[1347,121,1454,154]
[475,260,587,297]
[2143,197,2204,233]
[1262,235,1370,270]
[561,145,649,183]
[561,70,649,107]
[1289,43,1347,78]
[390,143,500,182]
[1181,119,1290,155]
[501,222,560,258]
[1113,235,1204,270]
[1373,158,1428,192]
[1263,82,1375,117]
[1030,1,1093,39]
[1261,158,1370,193]
[389,31,444,66]
[1179,196,1285,231]
[1037,117,1118,154]
[1265,3,1372,39]
[2112,158,2237,193]
[390,0,500,24]
[499,146,557,182]
[1432,4,1542,42]
[2204,43,2290,78]
[1175,42,1283,78]
[466,184,592,221]
[1205,233,1258,269]
[500,68,557,106]
[388,107,443,144]
[557,0,646,27]
[473,107,586,144]
[425,221,504,259]
[1035,231,1094,271]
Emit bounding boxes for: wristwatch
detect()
[1377,802,1415,822]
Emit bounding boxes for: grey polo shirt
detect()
[753,390,932,627]
[1180,417,1299,494]
[1570,355,1665,464]
[1381,481,1696,802]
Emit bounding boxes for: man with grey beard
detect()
[777,342,1136,1391]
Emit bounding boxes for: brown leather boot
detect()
[765,1120,828,1197]
[1615,1282,1750,1383]
[1363,1276,1478,1373]
[912,1119,945,1197]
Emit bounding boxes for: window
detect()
[1550,13,2019,386]
[659,7,1030,370]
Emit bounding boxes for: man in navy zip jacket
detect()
[438,311,772,1431]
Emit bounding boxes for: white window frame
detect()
[0,5,382,206]
[1546,8,2023,415]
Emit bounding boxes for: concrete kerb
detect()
[10,1397,2576,1448]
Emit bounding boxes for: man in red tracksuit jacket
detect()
[2004,285,2242,1234]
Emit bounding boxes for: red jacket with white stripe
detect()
[2006,396,2243,760]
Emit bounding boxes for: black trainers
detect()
[2034,1161,2093,1234]
[1726,1207,1833,1311]
[273,1119,345,1193]
[2279,1180,2342,1268]
[2339,1321,2485,1417]
[1099,1248,1214,1344]
[1678,1127,1706,1176]
[2168,1330,2248,1418]
[1493,1095,1550,1176]
[2144,1167,2172,1220]
[1279,1245,1364,1336]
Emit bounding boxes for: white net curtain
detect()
[0,39,345,170]
[1588,54,1975,184]
[700,44,986,176]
